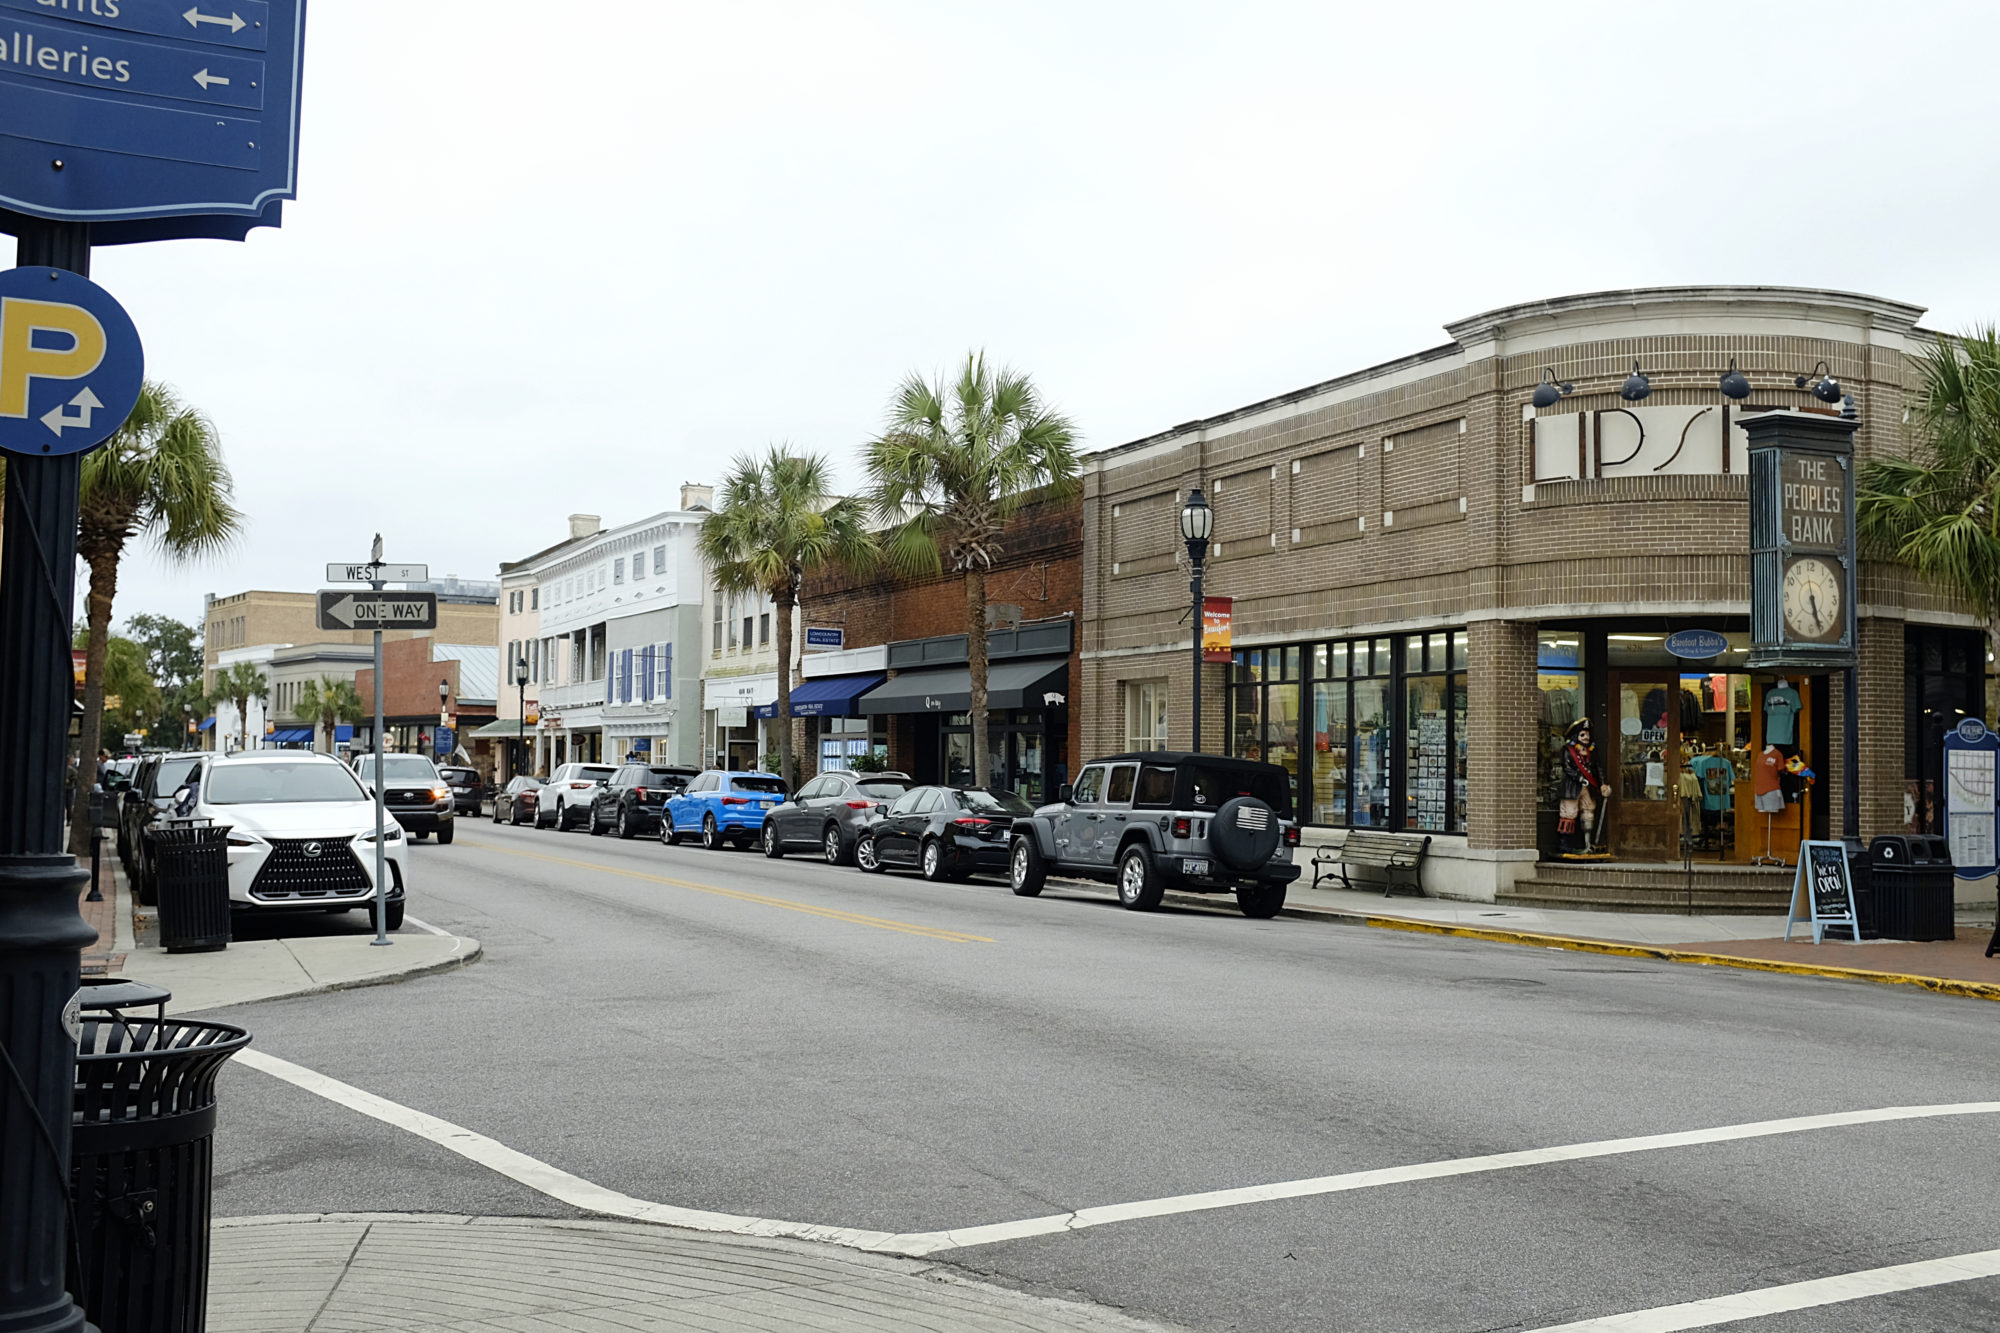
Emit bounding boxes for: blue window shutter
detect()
[662,643,672,699]
[640,646,654,701]
[620,649,632,703]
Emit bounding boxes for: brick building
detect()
[1081,286,1983,903]
[793,494,1082,800]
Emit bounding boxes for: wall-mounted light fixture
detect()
[1620,361,1651,402]
[1718,358,1751,401]
[1531,369,1574,410]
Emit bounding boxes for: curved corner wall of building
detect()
[1081,286,1980,901]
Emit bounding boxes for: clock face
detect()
[1781,556,1843,641]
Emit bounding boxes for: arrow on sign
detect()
[183,7,248,33]
[41,388,103,437]
[322,594,357,628]
[192,69,232,90]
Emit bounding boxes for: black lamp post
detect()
[1180,488,1213,752]
[438,678,450,757]
[513,654,529,779]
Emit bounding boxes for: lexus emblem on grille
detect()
[302,842,322,858]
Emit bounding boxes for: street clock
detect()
[1744,409,1859,670]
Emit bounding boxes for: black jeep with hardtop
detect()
[1007,751,1300,917]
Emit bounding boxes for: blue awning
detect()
[198,717,215,732]
[754,673,886,719]
[335,724,354,742]
[268,728,314,744]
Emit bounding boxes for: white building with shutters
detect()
[513,490,711,772]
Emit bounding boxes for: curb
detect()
[1160,891,2000,1004]
[116,935,483,1014]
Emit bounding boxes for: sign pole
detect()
[0,220,99,1333]
[369,551,390,947]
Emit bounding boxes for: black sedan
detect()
[438,765,485,817]
[856,786,1032,881]
[491,776,543,826]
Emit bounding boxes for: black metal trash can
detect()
[151,821,232,953]
[1870,835,1956,942]
[69,1013,251,1333]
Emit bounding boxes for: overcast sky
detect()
[71,0,2000,631]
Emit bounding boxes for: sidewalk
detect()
[85,853,480,1014]
[209,1214,1183,1333]
[1161,877,2000,1001]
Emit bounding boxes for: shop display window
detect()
[1233,628,1463,833]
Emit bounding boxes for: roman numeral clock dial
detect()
[1781,556,1842,642]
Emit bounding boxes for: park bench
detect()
[1311,830,1432,897]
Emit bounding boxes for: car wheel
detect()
[856,835,884,873]
[1117,845,1164,911]
[701,814,724,851]
[1010,836,1046,897]
[615,808,633,839]
[552,800,566,830]
[1237,882,1287,919]
[492,805,502,824]
[823,825,850,866]
[438,822,454,845]
[384,900,405,932]
[920,838,948,882]
[661,812,681,846]
[762,822,784,858]
[589,806,607,836]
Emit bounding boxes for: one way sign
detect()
[317,590,439,631]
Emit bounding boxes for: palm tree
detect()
[295,676,365,754]
[217,661,268,753]
[69,381,241,853]
[697,447,874,786]
[1858,328,2000,663]
[865,354,1080,789]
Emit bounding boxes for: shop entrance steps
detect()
[1498,860,1795,914]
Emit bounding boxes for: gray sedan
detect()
[761,770,912,864]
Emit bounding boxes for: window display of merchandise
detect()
[1230,630,1466,834]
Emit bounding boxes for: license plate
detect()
[1181,857,1210,876]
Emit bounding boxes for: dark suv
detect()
[352,752,455,843]
[438,765,485,818]
[588,763,698,838]
[121,750,205,905]
[1007,752,1300,917]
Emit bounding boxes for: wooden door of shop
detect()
[1608,672,1681,859]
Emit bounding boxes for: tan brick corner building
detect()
[1082,287,1983,903]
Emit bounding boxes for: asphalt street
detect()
[203,819,2000,1332]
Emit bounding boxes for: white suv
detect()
[178,751,408,931]
[538,762,617,830]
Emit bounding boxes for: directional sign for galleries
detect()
[0,264,142,457]
[317,590,439,632]
[0,0,305,243]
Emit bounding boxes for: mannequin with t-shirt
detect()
[1688,748,1736,849]
[1751,742,1788,865]
[1763,678,1802,753]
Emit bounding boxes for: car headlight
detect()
[430,786,450,801]
[225,832,263,848]
[358,826,404,843]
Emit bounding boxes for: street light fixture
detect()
[513,654,529,779]
[1180,488,1213,752]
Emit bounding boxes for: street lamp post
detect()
[1180,488,1213,753]
[437,678,450,759]
[513,655,529,780]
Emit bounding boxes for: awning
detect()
[469,718,531,740]
[755,673,885,720]
[335,725,354,743]
[267,728,313,744]
[859,657,1070,715]
[198,717,216,732]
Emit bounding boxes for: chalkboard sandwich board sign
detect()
[1784,840,1861,944]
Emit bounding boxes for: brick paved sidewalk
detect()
[78,837,123,977]
[210,1214,1185,1333]
[1671,925,2000,988]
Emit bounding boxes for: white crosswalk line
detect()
[1522,1247,2000,1330]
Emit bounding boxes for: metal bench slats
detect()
[1311,831,1431,897]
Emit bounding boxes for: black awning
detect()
[858,657,1070,715]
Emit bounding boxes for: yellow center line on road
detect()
[459,835,996,944]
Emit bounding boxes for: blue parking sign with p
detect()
[0,266,142,457]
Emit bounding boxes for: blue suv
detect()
[663,770,790,850]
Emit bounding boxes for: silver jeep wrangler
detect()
[1008,751,1301,917]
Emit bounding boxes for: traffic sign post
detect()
[0,0,308,244]
[316,590,439,631]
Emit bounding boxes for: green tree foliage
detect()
[69,381,241,852]
[73,627,161,747]
[126,611,207,741]
[294,676,365,753]
[697,447,874,783]
[1858,329,2000,664]
[217,660,267,751]
[865,353,1080,787]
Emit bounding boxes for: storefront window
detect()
[1537,631,1583,815]
[1238,630,1463,832]
[1905,625,1985,833]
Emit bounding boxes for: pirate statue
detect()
[1559,716,1612,857]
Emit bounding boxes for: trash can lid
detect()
[77,978,172,1011]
